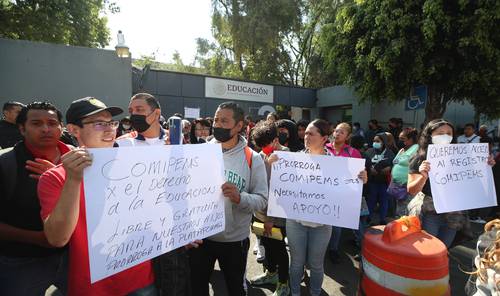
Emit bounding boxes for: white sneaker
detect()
[253,237,260,255]
[256,244,265,263]
[470,217,487,224]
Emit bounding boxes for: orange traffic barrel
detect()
[359,216,450,296]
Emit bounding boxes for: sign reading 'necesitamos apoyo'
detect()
[268,151,365,229]
[427,143,497,213]
[83,144,225,283]
[205,77,273,103]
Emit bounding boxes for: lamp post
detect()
[115,30,130,58]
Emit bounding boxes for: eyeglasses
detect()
[81,120,119,131]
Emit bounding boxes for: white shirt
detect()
[457,134,480,144]
[115,128,167,146]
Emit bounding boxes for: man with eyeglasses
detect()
[37,97,156,295]
[0,101,69,296]
[116,93,192,296]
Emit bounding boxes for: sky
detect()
[105,0,214,64]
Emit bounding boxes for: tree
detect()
[0,0,119,48]
[320,0,500,121]
[195,0,336,87]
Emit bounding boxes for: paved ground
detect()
[208,223,483,296]
[45,222,482,296]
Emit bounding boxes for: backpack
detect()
[244,146,253,168]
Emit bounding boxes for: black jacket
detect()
[0,120,23,149]
[0,141,64,257]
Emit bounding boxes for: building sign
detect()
[405,85,427,111]
[205,77,273,103]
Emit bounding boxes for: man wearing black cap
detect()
[38,97,156,295]
[0,101,69,296]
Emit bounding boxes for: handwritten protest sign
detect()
[268,151,365,229]
[83,144,225,283]
[427,143,497,213]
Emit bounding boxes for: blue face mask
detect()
[373,142,382,150]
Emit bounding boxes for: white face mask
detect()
[432,134,452,145]
[122,124,131,130]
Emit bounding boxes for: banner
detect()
[83,144,225,283]
[427,143,497,213]
[205,77,273,103]
[268,151,365,229]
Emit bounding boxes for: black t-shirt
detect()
[0,142,64,257]
[408,154,432,196]
[0,120,23,149]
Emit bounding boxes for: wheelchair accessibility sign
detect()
[405,86,427,111]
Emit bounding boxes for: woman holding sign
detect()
[408,119,484,248]
[285,120,368,296]
[285,119,333,296]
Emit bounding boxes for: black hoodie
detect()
[365,132,395,183]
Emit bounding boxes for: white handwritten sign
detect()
[268,151,365,229]
[427,143,497,213]
[83,144,225,283]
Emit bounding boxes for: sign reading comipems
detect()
[427,143,497,213]
[83,144,225,283]
[268,151,365,229]
[205,77,273,103]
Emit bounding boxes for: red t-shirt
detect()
[38,165,154,296]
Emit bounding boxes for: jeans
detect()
[353,216,368,248]
[0,251,67,296]
[128,284,158,296]
[286,220,332,296]
[328,226,342,252]
[421,213,457,248]
[189,238,250,296]
[368,182,389,223]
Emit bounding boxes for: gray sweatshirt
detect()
[208,136,268,242]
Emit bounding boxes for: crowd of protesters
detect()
[0,95,499,296]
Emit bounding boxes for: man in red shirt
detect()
[38,97,156,296]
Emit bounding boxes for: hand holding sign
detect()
[222,182,241,204]
[64,148,93,181]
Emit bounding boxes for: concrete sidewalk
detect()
[209,223,483,296]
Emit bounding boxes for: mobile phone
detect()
[168,116,183,145]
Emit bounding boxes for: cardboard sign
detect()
[268,151,365,229]
[427,143,497,213]
[83,144,225,282]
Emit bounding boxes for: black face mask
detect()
[278,132,289,145]
[130,114,151,133]
[213,127,233,143]
[397,141,406,150]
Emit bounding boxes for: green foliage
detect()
[194,0,336,87]
[0,0,118,48]
[320,0,500,120]
[132,52,206,75]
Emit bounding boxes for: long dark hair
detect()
[416,119,455,160]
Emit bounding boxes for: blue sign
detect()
[405,86,427,111]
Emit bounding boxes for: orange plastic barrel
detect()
[359,216,450,296]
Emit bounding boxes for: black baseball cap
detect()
[66,97,123,124]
